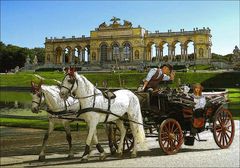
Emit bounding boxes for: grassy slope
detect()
[0,71,239,129]
[1,71,239,88]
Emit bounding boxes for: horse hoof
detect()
[99,153,107,161]
[67,154,74,159]
[110,148,116,155]
[116,152,123,159]
[38,155,45,161]
[81,158,88,163]
[131,153,137,158]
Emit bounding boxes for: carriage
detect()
[32,71,235,161]
[112,81,235,155]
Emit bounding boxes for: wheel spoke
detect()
[225,132,230,142]
[226,129,232,134]
[171,122,175,133]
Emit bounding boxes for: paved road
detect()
[0,121,239,168]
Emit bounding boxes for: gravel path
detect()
[0,121,239,167]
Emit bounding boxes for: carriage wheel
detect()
[113,125,134,153]
[158,118,183,155]
[213,108,235,149]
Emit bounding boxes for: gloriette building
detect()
[44,17,212,68]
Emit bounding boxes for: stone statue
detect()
[233,45,240,56]
[25,55,31,65]
[110,16,120,24]
[231,45,240,64]
[99,22,107,28]
[33,55,38,65]
[123,20,132,27]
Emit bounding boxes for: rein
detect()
[32,92,44,107]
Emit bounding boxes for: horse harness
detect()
[60,74,117,123]
[33,91,72,115]
[76,89,116,123]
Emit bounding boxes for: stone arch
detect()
[64,46,72,64]
[73,45,82,64]
[184,40,195,61]
[55,46,62,64]
[82,44,90,62]
[172,40,181,62]
[158,41,169,62]
[146,41,157,61]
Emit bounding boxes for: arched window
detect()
[47,54,50,62]
[100,44,108,63]
[92,52,96,61]
[123,42,131,62]
[112,43,120,61]
[135,50,139,59]
[199,48,204,57]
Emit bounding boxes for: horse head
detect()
[31,80,44,113]
[60,67,78,100]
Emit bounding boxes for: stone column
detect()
[180,44,185,62]
[194,45,197,60]
[62,49,65,64]
[71,49,75,64]
[82,49,85,62]
[168,44,172,62]
[97,48,100,62]
[158,46,162,61]
[172,46,176,61]
[155,46,159,62]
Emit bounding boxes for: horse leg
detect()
[92,130,107,161]
[39,120,54,161]
[63,121,74,159]
[129,122,138,158]
[81,121,98,162]
[105,123,116,155]
[115,119,126,158]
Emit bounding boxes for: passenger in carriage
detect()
[191,83,206,134]
[191,83,206,110]
[140,64,175,91]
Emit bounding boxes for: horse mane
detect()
[76,73,98,94]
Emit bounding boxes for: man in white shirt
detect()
[141,64,175,91]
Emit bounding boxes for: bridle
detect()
[61,74,78,96]
[61,74,102,107]
[32,91,44,109]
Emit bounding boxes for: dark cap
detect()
[161,64,173,72]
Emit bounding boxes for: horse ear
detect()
[38,80,43,89]
[63,67,69,74]
[69,67,76,76]
[31,81,35,88]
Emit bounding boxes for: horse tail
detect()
[127,93,146,147]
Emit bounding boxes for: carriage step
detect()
[184,136,195,146]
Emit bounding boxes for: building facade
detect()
[45,17,212,67]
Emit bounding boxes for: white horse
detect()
[31,81,116,161]
[59,68,146,161]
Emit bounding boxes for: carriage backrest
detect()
[135,92,150,109]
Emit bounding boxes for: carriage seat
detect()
[102,90,116,99]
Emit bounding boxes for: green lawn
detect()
[0,71,239,130]
[1,71,240,88]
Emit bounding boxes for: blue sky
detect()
[1,0,239,55]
